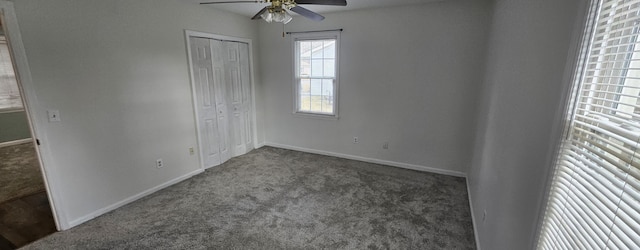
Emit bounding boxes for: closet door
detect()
[189,37,222,168]
[238,42,253,152]
[210,39,231,163]
[223,41,250,156]
[189,36,253,169]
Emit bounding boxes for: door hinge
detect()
[36,139,41,146]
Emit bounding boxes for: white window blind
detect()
[0,34,22,111]
[539,0,640,249]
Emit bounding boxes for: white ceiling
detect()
[184,0,444,18]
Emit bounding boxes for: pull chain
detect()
[282,23,285,38]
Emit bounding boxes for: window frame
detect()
[292,31,340,119]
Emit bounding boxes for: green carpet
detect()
[23,147,476,249]
[0,142,45,205]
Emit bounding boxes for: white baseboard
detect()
[65,168,204,230]
[264,142,466,178]
[0,138,32,148]
[467,178,481,250]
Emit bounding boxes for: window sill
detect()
[293,111,339,120]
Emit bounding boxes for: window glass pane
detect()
[300,59,311,77]
[311,41,323,59]
[323,41,335,59]
[300,79,311,95]
[299,79,312,112]
[300,41,311,59]
[324,59,335,77]
[322,79,334,113]
[300,94,311,112]
[322,79,334,97]
[0,35,22,110]
[322,100,333,114]
[311,59,323,77]
[310,79,322,112]
[310,79,322,96]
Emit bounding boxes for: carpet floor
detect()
[0,143,45,205]
[23,147,476,249]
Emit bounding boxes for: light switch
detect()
[47,110,61,122]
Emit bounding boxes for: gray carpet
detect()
[0,142,45,204]
[23,147,476,249]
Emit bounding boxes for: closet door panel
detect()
[239,42,253,150]
[211,40,231,163]
[190,36,254,169]
[189,37,221,168]
[223,41,247,156]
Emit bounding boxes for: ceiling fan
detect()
[200,0,347,24]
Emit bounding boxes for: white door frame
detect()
[0,1,64,230]
[184,30,259,171]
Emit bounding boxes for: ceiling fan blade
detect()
[294,0,347,6]
[290,6,325,21]
[251,7,269,20]
[200,1,261,4]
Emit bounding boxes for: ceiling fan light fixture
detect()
[261,8,292,24]
[260,10,274,23]
[275,10,293,24]
[200,0,347,24]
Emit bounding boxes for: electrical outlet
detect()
[383,142,389,149]
[189,147,195,155]
[47,110,61,122]
[353,137,359,144]
[156,159,164,168]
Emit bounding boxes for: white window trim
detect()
[291,31,340,120]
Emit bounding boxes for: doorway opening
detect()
[0,11,56,250]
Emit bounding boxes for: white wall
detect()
[468,0,586,249]
[13,0,260,229]
[259,0,492,175]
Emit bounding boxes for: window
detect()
[293,31,339,118]
[0,34,22,111]
[538,0,640,249]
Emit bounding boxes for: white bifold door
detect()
[189,37,253,169]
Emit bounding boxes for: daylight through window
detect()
[0,34,21,111]
[538,0,640,249]
[294,32,339,117]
